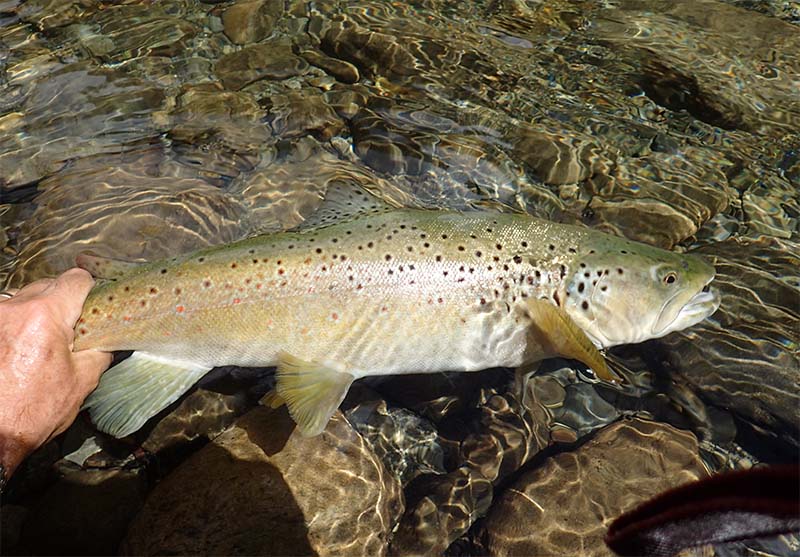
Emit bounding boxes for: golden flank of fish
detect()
[75,185,720,438]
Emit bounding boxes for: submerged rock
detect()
[12,467,148,556]
[122,406,403,557]
[476,418,709,557]
[222,0,281,45]
[215,40,309,90]
[660,236,800,447]
[5,150,248,286]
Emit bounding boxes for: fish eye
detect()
[663,272,678,285]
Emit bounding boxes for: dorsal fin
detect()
[289,182,399,231]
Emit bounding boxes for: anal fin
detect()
[260,390,285,409]
[83,352,211,438]
[275,351,354,437]
[526,298,620,384]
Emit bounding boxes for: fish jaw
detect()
[651,282,720,339]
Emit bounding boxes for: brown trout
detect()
[75,186,719,438]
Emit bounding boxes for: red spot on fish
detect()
[233,298,241,305]
[381,306,388,312]
[225,283,232,289]
[176,305,185,313]
[304,257,312,264]
[331,312,338,320]
[79,328,88,335]
[256,283,262,289]
[123,316,132,322]
[78,317,86,324]
[245,278,251,284]
[278,269,285,275]
[164,331,172,337]
[175,287,182,295]
[203,280,211,288]
[139,300,146,307]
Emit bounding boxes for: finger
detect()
[7,278,56,302]
[72,349,114,394]
[48,268,97,329]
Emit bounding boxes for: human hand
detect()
[0,268,112,480]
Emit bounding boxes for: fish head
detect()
[561,240,720,349]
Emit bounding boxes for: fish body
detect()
[75,194,719,437]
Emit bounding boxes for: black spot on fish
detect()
[513,255,522,264]
[521,241,528,248]
[548,244,555,251]
[617,268,624,274]
[578,283,585,293]
[582,301,589,310]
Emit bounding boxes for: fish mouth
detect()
[652,281,721,338]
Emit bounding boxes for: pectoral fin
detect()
[83,351,211,438]
[275,351,354,437]
[526,298,620,384]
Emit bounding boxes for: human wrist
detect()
[0,428,39,486]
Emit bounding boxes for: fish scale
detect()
[75,190,719,438]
